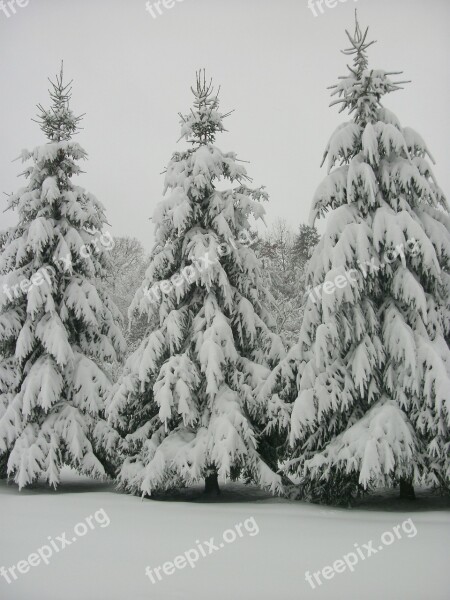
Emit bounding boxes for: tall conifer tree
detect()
[0,66,125,488]
[263,18,450,503]
[108,72,284,496]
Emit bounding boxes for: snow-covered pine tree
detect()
[262,17,450,503]
[108,71,285,496]
[291,224,320,272]
[0,65,126,489]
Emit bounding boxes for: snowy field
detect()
[0,468,449,600]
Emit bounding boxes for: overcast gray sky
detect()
[1,0,449,249]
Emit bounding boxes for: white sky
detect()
[1,0,449,249]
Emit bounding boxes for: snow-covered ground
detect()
[0,468,449,600]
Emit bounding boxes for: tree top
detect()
[33,61,84,143]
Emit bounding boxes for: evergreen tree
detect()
[263,18,450,503]
[291,224,320,271]
[108,71,285,496]
[257,220,296,345]
[0,65,126,488]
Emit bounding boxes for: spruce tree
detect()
[0,65,125,488]
[263,17,450,503]
[108,71,285,496]
[291,224,320,271]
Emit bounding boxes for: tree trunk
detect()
[0,453,8,480]
[399,478,415,500]
[204,471,220,496]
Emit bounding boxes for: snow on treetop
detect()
[179,70,230,145]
